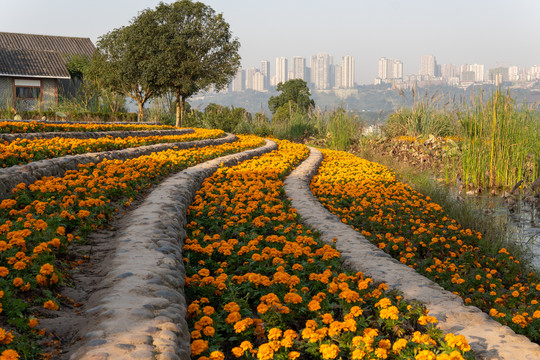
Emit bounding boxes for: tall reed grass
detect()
[458,89,540,190]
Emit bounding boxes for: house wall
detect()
[0,76,13,111]
[42,78,57,110]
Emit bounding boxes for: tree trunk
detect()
[175,88,181,127]
[180,95,186,128]
[137,102,144,122]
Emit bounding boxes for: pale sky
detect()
[2,0,539,84]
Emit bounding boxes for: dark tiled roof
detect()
[0,48,70,78]
[0,32,95,58]
[0,32,95,78]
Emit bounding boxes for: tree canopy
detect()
[268,79,315,114]
[89,24,161,121]
[133,0,241,126]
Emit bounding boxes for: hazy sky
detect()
[3,0,540,84]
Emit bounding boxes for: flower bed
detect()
[0,135,263,359]
[0,128,224,167]
[311,148,540,342]
[0,121,176,134]
[184,140,473,360]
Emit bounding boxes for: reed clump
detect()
[458,89,540,190]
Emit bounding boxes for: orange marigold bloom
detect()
[13,277,23,287]
[191,339,208,356]
[0,267,8,277]
[0,349,19,359]
[40,263,54,276]
[319,343,340,359]
[288,351,301,360]
[13,261,26,270]
[43,300,59,311]
[209,350,224,360]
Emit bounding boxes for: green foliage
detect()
[133,0,241,126]
[384,91,458,138]
[90,22,160,122]
[325,109,362,151]
[201,104,251,133]
[268,79,315,114]
[457,89,540,189]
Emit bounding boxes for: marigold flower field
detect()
[184,140,472,360]
[0,121,176,134]
[2,121,538,359]
[311,149,540,341]
[0,125,261,359]
[0,128,224,167]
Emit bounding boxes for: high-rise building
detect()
[253,72,265,92]
[260,60,270,89]
[275,57,288,85]
[508,66,519,82]
[341,55,355,88]
[377,57,402,82]
[292,56,306,81]
[420,55,438,77]
[311,53,333,89]
[461,64,484,82]
[231,68,245,92]
[334,64,342,89]
[245,67,257,90]
[530,65,540,80]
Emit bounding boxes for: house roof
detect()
[0,48,71,79]
[0,32,95,79]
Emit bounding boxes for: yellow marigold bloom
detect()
[349,306,363,317]
[239,340,253,351]
[444,333,471,352]
[379,306,399,320]
[268,328,282,340]
[191,339,208,356]
[209,351,225,360]
[321,313,334,324]
[375,297,392,309]
[392,338,408,353]
[288,351,300,360]
[234,318,254,333]
[533,310,540,319]
[416,350,437,360]
[352,349,366,359]
[375,348,388,359]
[511,314,528,328]
[257,343,275,360]
[284,292,303,304]
[319,343,340,359]
[418,315,438,325]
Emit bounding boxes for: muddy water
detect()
[462,192,540,271]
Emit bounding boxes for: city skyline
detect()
[231,52,540,93]
[1,0,539,84]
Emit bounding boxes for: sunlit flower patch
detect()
[0,128,224,167]
[0,135,263,358]
[184,140,473,359]
[311,148,540,342]
[0,121,176,134]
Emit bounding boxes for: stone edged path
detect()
[0,132,236,201]
[284,147,540,360]
[68,140,278,360]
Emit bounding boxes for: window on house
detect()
[14,79,41,100]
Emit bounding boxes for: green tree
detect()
[133,0,241,127]
[89,24,161,122]
[268,79,315,114]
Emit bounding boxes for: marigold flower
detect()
[40,263,54,276]
[191,339,208,356]
[319,343,340,359]
[43,300,59,311]
[0,349,19,359]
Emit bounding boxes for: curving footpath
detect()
[0,132,236,201]
[284,147,540,360]
[67,140,278,360]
